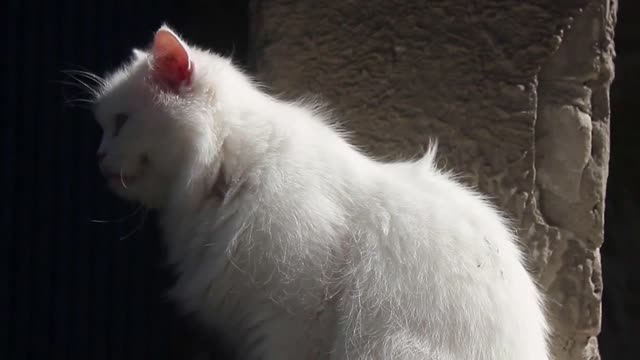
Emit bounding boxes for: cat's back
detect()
[347,160,550,359]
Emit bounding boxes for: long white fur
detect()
[93,26,549,359]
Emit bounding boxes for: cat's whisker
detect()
[64,98,95,104]
[66,74,100,99]
[57,80,96,101]
[63,69,108,89]
[59,70,102,99]
[120,167,128,189]
[89,205,145,223]
[53,79,94,90]
[119,209,149,241]
[62,98,95,110]
[62,102,94,111]
[57,73,101,112]
[62,68,106,82]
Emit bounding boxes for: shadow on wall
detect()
[599,1,640,359]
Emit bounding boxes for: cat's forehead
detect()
[93,63,148,117]
[93,83,130,118]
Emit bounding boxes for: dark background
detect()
[2,0,638,359]
[3,0,247,359]
[600,1,640,359]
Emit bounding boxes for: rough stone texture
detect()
[250,1,617,359]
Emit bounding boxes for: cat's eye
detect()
[113,113,129,137]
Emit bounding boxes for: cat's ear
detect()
[149,26,193,92]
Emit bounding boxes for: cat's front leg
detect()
[236,309,335,360]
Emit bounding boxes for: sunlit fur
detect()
[93,26,549,360]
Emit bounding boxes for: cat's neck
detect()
[161,87,277,216]
[158,94,285,268]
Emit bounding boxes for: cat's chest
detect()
[163,213,339,358]
[172,251,329,321]
[173,263,337,360]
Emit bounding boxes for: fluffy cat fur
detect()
[92,25,549,359]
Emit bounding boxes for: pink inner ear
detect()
[151,29,192,91]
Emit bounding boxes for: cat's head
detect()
[93,25,224,208]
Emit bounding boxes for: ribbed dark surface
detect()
[4,1,248,359]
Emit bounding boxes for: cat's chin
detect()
[102,167,144,191]
[105,175,142,200]
[104,175,161,209]
[107,176,135,188]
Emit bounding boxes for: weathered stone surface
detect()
[534,4,615,358]
[251,0,616,359]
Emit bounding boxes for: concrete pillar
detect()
[250,1,617,359]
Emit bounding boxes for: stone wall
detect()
[250,1,617,359]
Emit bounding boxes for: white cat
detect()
[92,25,549,359]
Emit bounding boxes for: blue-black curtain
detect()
[3,1,248,359]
